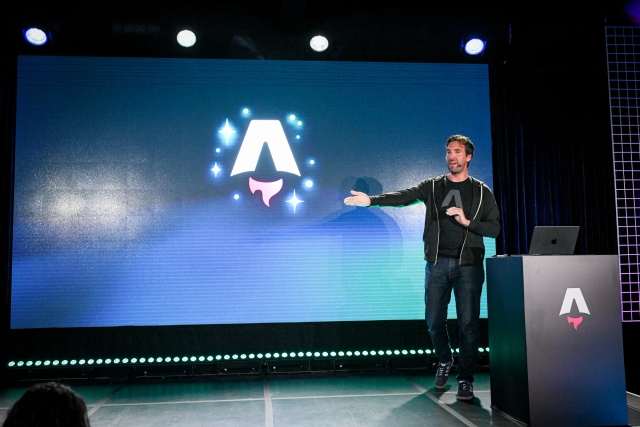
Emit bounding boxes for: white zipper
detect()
[433,179,439,265]
[459,181,483,264]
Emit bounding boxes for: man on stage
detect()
[344,134,500,400]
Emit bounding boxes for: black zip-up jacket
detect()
[368,175,501,266]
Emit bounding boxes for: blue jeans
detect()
[425,257,484,383]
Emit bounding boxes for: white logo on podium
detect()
[559,288,590,330]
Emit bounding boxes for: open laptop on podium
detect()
[528,226,579,255]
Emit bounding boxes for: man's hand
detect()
[446,206,470,227]
[344,190,371,207]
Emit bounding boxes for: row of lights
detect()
[23,27,332,52]
[23,27,486,56]
[7,348,489,368]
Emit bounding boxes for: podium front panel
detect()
[523,255,626,427]
[487,255,628,427]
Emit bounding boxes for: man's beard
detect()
[448,163,464,174]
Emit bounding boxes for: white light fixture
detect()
[310,35,329,52]
[464,38,486,56]
[24,28,48,46]
[177,30,196,47]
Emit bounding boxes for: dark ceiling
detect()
[0,2,637,66]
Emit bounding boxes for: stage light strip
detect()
[6,348,489,368]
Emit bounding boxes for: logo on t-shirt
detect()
[442,190,463,208]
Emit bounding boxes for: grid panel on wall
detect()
[607,26,640,322]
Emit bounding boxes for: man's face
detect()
[446,141,472,175]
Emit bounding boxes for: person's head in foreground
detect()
[2,382,90,427]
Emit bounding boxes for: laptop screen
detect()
[528,226,580,255]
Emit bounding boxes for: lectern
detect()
[486,255,628,427]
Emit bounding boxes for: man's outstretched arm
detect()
[344,190,371,207]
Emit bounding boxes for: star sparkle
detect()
[286,189,303,213]
[211,162,221,177]
[218,119,236,145]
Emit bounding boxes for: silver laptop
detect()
[528,226,579,255]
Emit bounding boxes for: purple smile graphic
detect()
[567,316,583,330]
[249,177,283,206]
[559,288,590,330]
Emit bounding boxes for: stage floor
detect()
[1,372,639,426]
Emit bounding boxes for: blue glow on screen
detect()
[11,56,493,328]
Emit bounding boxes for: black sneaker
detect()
[434,360,453,388]
[456,381,473,400]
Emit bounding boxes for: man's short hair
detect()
[446,135,474,157]
[2,382,90,427]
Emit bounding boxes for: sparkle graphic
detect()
[286,190,303,213]
[218,119,236,145]
[210,111,315,215]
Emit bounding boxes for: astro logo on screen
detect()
[559,288,590,330]
[210,112,315,214]
[231,120,300,206]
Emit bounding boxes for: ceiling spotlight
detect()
[463,38,486,56]
[177,30,196,48]
[310,35,329,52]
[24,28,48,46]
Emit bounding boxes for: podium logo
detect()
[230,120,301,206]
[559,288,590,330]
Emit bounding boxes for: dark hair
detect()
[2,382,90,427]
[446,135,475,157]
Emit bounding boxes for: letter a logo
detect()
[441,190,462,208]
[230,120,300,176]
[559,288,590,330]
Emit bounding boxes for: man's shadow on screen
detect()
[320,177,403,286]
[317,177,407,313]
[324,177,398,234]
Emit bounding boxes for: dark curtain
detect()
[0,58,17,360]
[489,59,640,392]
[489,62,618,256]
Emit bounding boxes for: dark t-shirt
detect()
[438,177,473,258]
